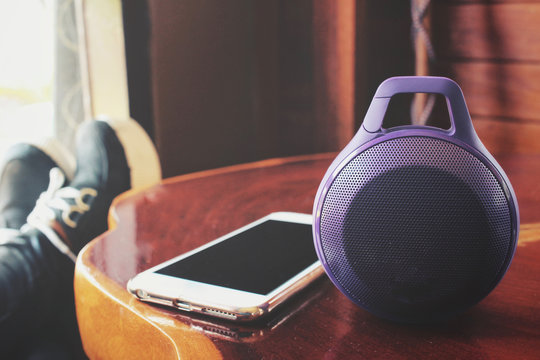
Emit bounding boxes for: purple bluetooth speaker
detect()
[313,76,519,323]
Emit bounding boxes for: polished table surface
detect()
[74,153,540,359]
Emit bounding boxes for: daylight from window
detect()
[0,0,54,155]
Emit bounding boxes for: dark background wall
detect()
[432,0,540,155]
[122,0,539,178]
[143,0,360,178]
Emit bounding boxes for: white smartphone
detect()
[127,212,323,322]
[172,280,328,343]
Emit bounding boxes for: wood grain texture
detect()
[432,1,540,155]
[474,116,540,154]
[75,153,540,359]
[444,62,540,122]
[433,3,540,61]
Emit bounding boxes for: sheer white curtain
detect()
[53,0,85,151]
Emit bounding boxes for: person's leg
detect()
[0,119,161,356]
[0,140,76,355]
[28,119,161,259]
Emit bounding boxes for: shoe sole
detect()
[31,138,76,181]
[96,117,162,189]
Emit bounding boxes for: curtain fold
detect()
[53,0,84,151]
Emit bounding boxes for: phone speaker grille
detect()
[203,326,239,339]
[202,308,237,320]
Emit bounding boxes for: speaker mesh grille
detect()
[319,136,513,322]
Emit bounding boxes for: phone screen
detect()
[156,220,318,295]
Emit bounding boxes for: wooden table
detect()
[74,153,540,359]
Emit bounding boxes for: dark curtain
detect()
[122,0,415,178]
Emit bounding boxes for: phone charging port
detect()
[174,300,191,311]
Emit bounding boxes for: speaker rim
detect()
[313,129,519,322]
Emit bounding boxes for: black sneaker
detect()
[0,139,75,232]
[0,139,77,355]
[27,118,161,261]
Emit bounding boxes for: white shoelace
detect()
[26,167,98,263]
[0,228,23,245]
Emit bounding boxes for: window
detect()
[0,0,55,155]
